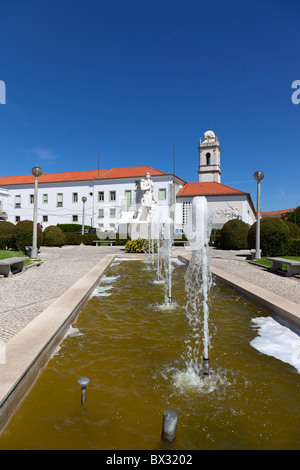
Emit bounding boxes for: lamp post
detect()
[31,166,43,259]
[81,196,87,235]
[253,170,264,260]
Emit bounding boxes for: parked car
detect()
[76,229,89,234]
[88,227,96,233]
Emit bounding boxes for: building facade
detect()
[0,166,185,231]
[0,131,257,232]
[0,188,9,221]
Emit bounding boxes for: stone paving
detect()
[0,245,299,343]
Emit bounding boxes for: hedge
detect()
[248,217,291,257]
[56,223,91,232]
[43,225,65,246]
[13,220,43,251]
[0,221,15,249]
[219,219,249,250]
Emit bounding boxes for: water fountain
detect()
[162,217,175,306]
[182,196,213,379]
[1,256,299,450]
[1,194,299,450]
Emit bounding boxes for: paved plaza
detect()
[0,245,299,343]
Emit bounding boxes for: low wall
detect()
[178,255,300,331]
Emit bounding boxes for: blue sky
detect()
[0,0,299,212]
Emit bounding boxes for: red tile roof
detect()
[261,208,295,218]
[0,166,165,186]
[177,182,246,197]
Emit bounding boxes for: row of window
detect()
[13,215,118,226]
[13,188,167,208]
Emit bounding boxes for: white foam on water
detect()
[157,301,178,311]
[250,317,300,373]
[92,274,120,297]
[92,285,113,297]
[172,258,186,266]
[51,326,84,357]
[101,275,120,283]
[171,366,230,395]
[152,279,164,285]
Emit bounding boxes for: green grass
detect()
[0,250,39,266]
[251,256,300,271]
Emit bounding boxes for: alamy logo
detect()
[0,80,6,104]
[291,80,300,104]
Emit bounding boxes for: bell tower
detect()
[198,130,221,183]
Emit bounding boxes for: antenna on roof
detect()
[173,144,175,175]
[98,150,100,178]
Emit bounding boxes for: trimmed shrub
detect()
[0,221,15,249]
[220,219,249,250]
[125,238,157,253]
[248,217,291,256]
[13,220,43,251]
[284,221,300,239]
[43,225,65,246]
[63,232,96,245]
[283,206,300,228]
[210,228,222,247]
[289,239,300,256]
[57,224,90,232]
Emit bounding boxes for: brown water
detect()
[0,259,299,450]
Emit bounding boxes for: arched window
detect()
[206,152,211,165]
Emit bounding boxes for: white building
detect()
[0,166,184,231]
[0,188,9,221]
[0,131,256,232]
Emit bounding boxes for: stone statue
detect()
[134,172,156,221]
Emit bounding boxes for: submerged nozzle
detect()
[202,357,210,376]
[161,410,178,442]
[78,377,90,405]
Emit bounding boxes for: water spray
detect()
[184,196,214,379]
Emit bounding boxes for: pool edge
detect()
[178,255,300,330]
[0,253,116,436]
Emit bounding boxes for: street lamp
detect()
[31,166,43,259]
[253,170,264,260]
[81,196,87,235]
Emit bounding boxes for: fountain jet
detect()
[184,197,213,378]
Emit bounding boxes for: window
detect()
[110,223,115,229]
[57,193,63,207]
[29,194,34,204]
[206,152,211,165]
[42,215,48,222]
[72,192,78,203]
[182,201,191,225]
[15,216,20,223]
[124,190,132,205]
[159,188,166,200]
[109,191,116,202]
[15,195,21,208]
[98,191,104,202]
[110,208,116,218]
[72,215,78,222]
[43,194,48,204]
[98,209,104,218]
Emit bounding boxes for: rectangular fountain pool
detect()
[0,259,299,450]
